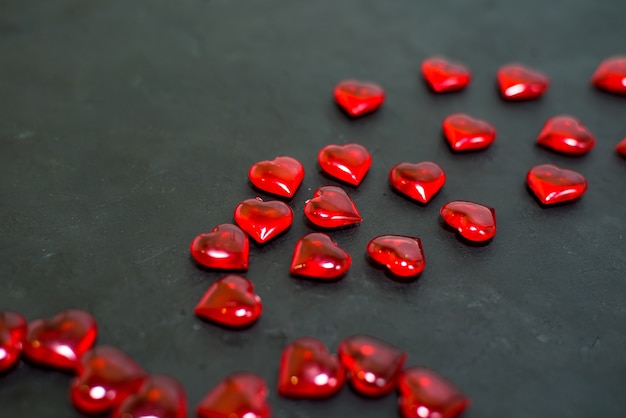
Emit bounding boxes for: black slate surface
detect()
[1,1,626,417]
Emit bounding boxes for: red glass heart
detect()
[71,345,147,415]
[389,162,446,204]
[338,335,407,397]
[616,137,626,157]
[398,367,470,418]
[248,156,304,198]
[234,197,293,244]
[536,116,595,155]
[0,311,27,373]
[421,57,471,93]
[526,164,587,205]
[290,233,351,280]
[367,235,426,278]
[442,113,496,152]
[440,201,496,242]
[197,372,270,418]
[111,375,187,418]
[591,56,626,95]
[278,337,345,399]
[497,63,549,100]
[318,143,372,186]
[334,79,385,117]
[190,224,249,270]
[24,309,97,372]
[194,275,262,328]
[303,186,362,229]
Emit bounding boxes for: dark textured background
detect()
[1,1,625,417]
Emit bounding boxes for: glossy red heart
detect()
[71,345,147,415]
[442,113,496,152]
[440,201,496,242]
[0,311,27,373]
[318,143,372,186]
[421,57,471,93]
[526,164,587,205]
[304,186,362,229]
[23,309,97,372]
[591,56,626,95]
[497,63,549,100]
[536,116,595,155]
[196,372,270,418]
[616,137,626,157]
[389,162,446,204]
[190,224,249,270]
[234,197,293,244]
[290,233,351,280]
[248,156,304,198]
[334,79,385,117]
[367,235,426,278]
[398,367,470,418]
[278,337,345,399]
[111,375,187,418]
[338,335,407,397]
[194,275,262,328]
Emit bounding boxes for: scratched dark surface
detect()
[1,1,626,417]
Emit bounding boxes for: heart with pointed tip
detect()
[334,80,384,117]
[234,197,293,244]
[591,56,626,95]
[304,186,362,229]
[197,372,270,418]
[440,201,496,242]
[338,335,407,397]
[194,275,262,328]
[389,162,446,204]
[398,367,470,418]
[278,337,345,399]
[536,116,595,155]
[248,156,304,198]
[421,57,471,93]
[24,309,97,372]
[497,63,549,100]
[0,311,27,373]
[190,224,249,270]
[526,164,587,205]
[111,375,187,418]
[318,143,372,186]
[290,233,351,280]
[442,114,496,152]
[367,235,426,278]
[71,345,147,415]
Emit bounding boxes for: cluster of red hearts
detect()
[3,57,624,418]
[0,310,468,418]
[0,310,189,417]
[182,55,625,418]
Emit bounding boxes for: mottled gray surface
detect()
[1,0,626,417]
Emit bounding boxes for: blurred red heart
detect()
[70,345,147,415]
[197,372,270,418]
[24,309,97,372]
[194,275,262,328]
[278,337,345,399]
[422,57,471,93]
[442,114,496,151]
[334,80,385,117]
[111,375,187,418]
